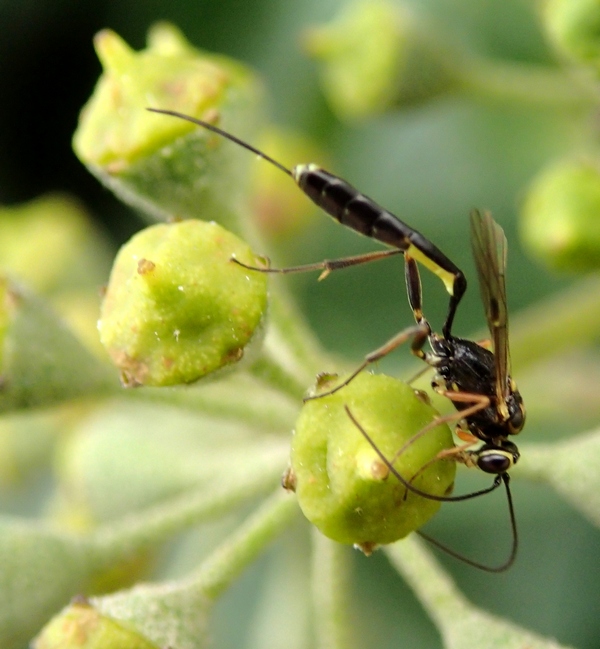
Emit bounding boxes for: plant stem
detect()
[193,490,299,598]
[89,448,288,569]
[250,352,310,401]
[93,490,299,649]
[384,536,574,648]
[125,372,299,433]
[509,275,600,371]
[266,281,334,380]
[385,536,462,625]
[458,57,598,108]
[311,531,355,649]
[248,278,345,400]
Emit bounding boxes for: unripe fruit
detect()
[521,158,600,272]
[304,1,460,120]
[99,220,267,386]
[33,599,160,649]
[73,24,264,228]
[291,373,455,548]
[542,0,600,68]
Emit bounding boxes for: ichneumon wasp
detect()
[343,210,524,570]
[147,107,525,570]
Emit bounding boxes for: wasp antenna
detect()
[418,474,518,572]
[146,107,294,178]
[344,405,502,503]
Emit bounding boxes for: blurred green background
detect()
[1,0,599,647]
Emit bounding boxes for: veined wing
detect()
[470,210,510,413]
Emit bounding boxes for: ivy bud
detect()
[99,220,267,386]
[33,599,160,649]
[541,0,600,68]
[0,194,109,294]
[73,23,263,228]
[251,128,325,239]
[0,524,96,649]
[0,279,115,412]
[521,157,600,272]
[291,373,455,548]
[303,0,460,120]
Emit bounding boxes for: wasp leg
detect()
[404,254,425,326]
[406,363,434,386]
[346,403,517,571]
[304,321,430,401]
[402,440,479,499]
[304,253,433,400]
[432,389,491,421]
[304,255,434,401]
[385,391,488,475]
[231,249,402,280]
[404,255,437,361]
[344,405,502,503]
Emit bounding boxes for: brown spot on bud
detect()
[137,258,156,275]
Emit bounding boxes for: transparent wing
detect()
[470,210,510,408]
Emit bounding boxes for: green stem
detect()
[249,351,310,401]
[124,372,299,433]
[93,491,299,649]
[311,531,355,649]
[384,536,464,626]
[384,536,573,648]
[193,490,299,598]
[458,57,598,107]
[248,281,340,400]
[89,446,288,568]
[267,280,333,380]
[508,274,600,372]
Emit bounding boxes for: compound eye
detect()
[477,450,513,475]
[509,405,525,434]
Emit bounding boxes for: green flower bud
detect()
[303,0,460,120]
[53,290,109,359]
[33,599,160,649]
[99,220,267,386]
[542,0,600,68]
[0,279,115,413]
[0,410,60,487]
[520,157,600,272]
[251,128,326,239]
[0,194,110,294]
[73,23,264,229]
[53,402,223,527]
[291,373,455,547]
[0,522,94,648]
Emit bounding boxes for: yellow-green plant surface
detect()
[1,3,600,648]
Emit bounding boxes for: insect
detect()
[147,108,525,570]
[344,210,524,570]
[147,107,467,338]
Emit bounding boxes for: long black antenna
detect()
[344,406,502,503]
[344,405,518,571]
[418,475,518,572]
[146,107,293,177]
